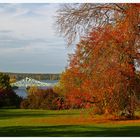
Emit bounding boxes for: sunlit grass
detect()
[0,109,140,136]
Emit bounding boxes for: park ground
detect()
[0,109,140,137]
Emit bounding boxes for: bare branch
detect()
[56,3,125,45]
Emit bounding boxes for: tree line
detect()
[2,72,60,83]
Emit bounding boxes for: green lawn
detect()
[0,109,140,137]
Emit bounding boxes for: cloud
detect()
[0,3,73,73]
[0,4,59,38]
[0,30,13,33]
[0,3,58,17]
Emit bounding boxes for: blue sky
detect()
[0,3,74,73]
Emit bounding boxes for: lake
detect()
[14,80,58,98]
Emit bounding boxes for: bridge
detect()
[11,77,51,88]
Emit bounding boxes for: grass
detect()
[0,109,140,137]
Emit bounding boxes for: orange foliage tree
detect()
[56,68,93,109]
[57,4,140,118]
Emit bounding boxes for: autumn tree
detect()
[0,73,22,108]
[56,67,93,109]
[56,4,140,118]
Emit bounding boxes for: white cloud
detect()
[0,4,59,38]
[0,3,72,73]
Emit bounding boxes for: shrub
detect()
[20,87,62,110]
[20,99,29,109]
[0,89,22,108]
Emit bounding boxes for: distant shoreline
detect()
[1,72,61,81]
[1,71,61,75]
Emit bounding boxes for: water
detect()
[14,80,58,98]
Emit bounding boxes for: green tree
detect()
[0,73,11,90]
[0,73,22,108]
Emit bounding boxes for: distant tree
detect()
[27,86,39,96]
[9,75,17,84]
[0,73,22,108]
[0,73,11,90]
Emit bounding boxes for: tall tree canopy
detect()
[56,4,140,118]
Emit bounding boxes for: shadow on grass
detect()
[0,109,79,120]
[0,125,140,137]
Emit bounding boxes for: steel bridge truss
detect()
[11,77,51,87]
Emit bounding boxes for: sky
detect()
[0,3,74,73]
